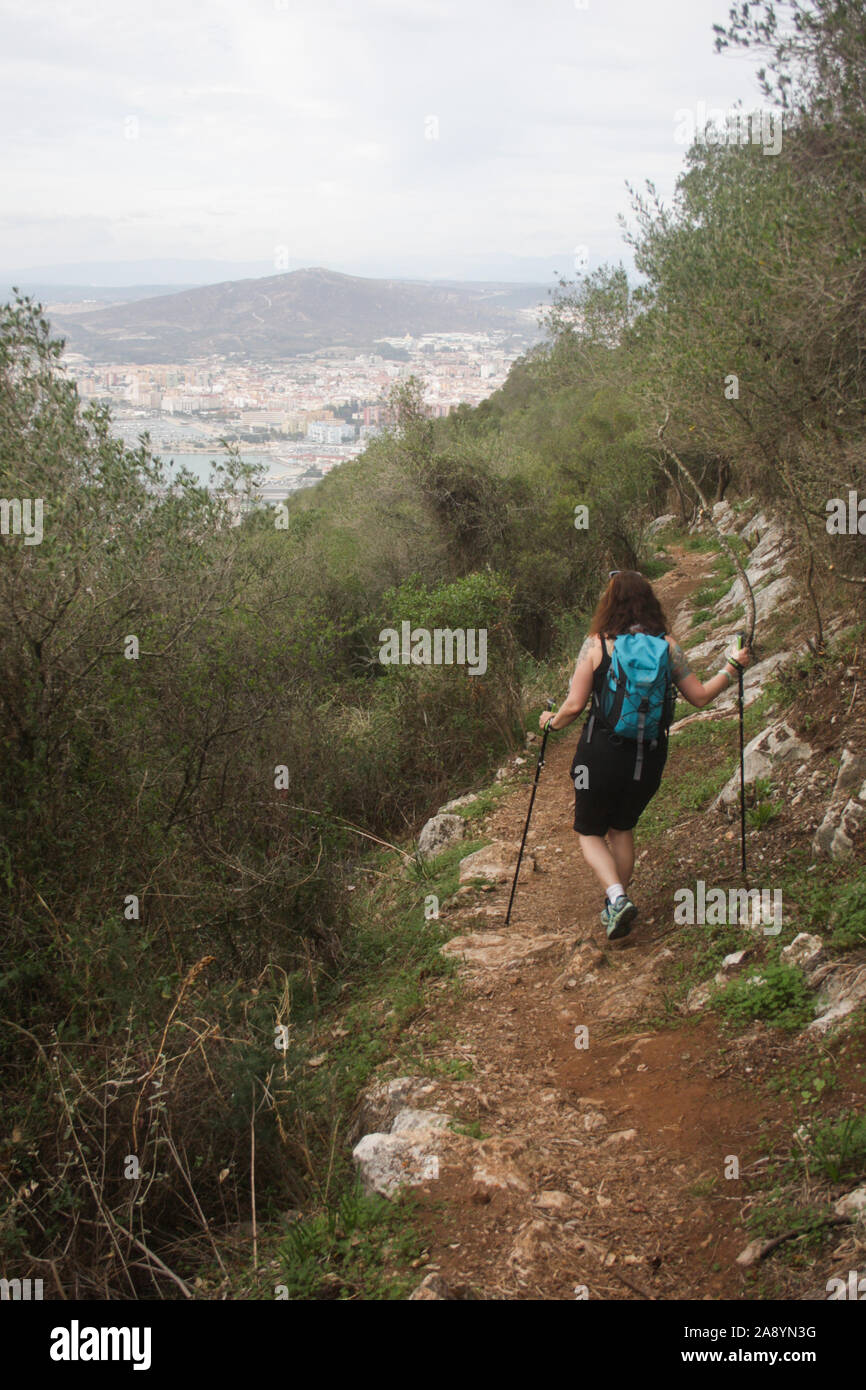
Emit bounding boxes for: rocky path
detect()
[350,533,864,1300]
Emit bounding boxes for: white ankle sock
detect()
[606,883,625,904]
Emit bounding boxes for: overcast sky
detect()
[0,0,770,284]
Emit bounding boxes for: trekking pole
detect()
[735,631,748,884]
[505,698,554,927]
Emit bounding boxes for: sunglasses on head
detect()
[608,569,641,579]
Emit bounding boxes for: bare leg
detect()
[577,834,620,893]
[607,827,635,891]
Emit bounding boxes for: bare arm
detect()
[672,637,751,708]
[542,636,601,731]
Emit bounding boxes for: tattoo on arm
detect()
[576,636,594,667]
[669,640,692,683]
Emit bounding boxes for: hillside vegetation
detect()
[1,0,865,1297]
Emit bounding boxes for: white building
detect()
[306,420,355,444]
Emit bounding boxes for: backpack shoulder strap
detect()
[604,636,630,731]
[585,635,612,743]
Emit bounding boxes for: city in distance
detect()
[48,265,549,505]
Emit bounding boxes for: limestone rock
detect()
[738,509,773,541]
[458,840,529,884]
[646,513,677,537]
[754,575,797,624]
[812,749,866,860]
[352,1131,441,1197]
[686,981,714,1013]
[809,963,866,1034]
[714,525,794,618]
[390,1108,452,1134]
[418,813,464,860]
[721,950,749,973]
[834,1187,866,1220]
[736,512,790,567]
[471,1154,529,1202]
[352,1075,439,1139]
[828,746,866,796]
[441,931,568,971]
[714,720,813,811]
[534,1190,575,1212]
[780,933,824,973]
[736,1238,768,1267]
[711,499,741,535]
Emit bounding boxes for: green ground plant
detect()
[716,962,813,1032]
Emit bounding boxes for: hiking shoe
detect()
[605,894,637,940]
[600,900,611,930]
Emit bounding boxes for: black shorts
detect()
[571,722,667,836]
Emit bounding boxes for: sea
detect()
[110,414,363,498]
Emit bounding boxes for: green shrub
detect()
[277,1187,425,1300]
[808,1112,866,1186]
[747,800,782,829]
[716,963,813,1031]
[829,875,866,951]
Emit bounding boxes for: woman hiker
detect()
[539,569,752,941]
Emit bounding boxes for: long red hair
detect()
[590,570,669,638]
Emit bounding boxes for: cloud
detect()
[0,0,769,279]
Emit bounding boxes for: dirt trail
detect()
[397,545,793,1300]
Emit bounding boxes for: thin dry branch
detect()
[657,410,758,644]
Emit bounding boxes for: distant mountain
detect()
[46,267,547,363]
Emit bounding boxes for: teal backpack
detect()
[586,631,674,780]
